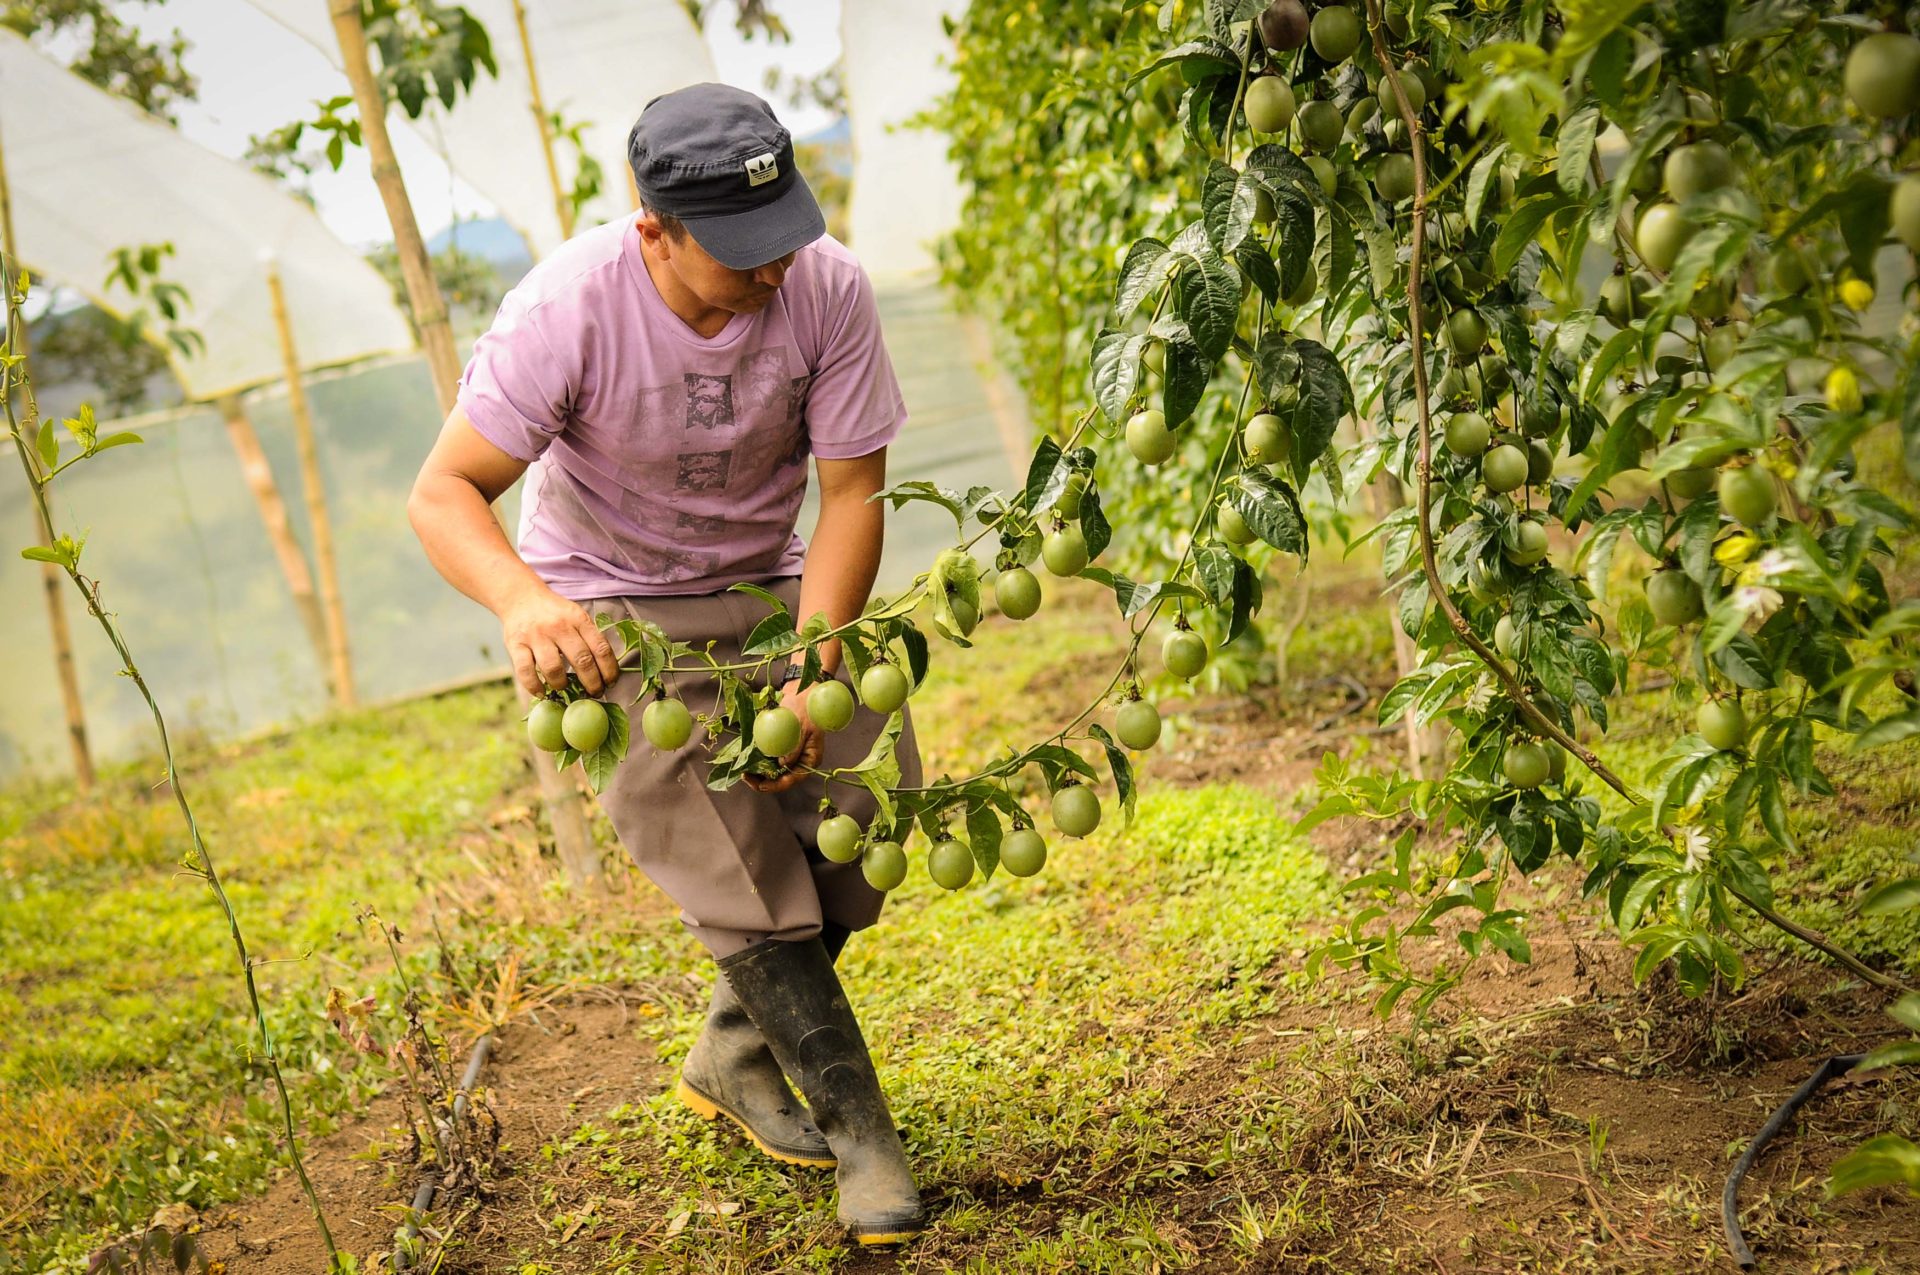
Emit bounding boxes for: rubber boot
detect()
[676,924,852,1168]
[717,936,926,1245]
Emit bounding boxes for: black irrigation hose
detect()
[393,1033,494,1272]
[1721,1052,1866,1270]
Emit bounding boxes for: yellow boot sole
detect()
[675,1078,837,1169]
[855,1229,924,1246]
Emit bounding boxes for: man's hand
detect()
[502,584,622,697]
[745,683,826,794]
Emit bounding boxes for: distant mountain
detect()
[428,217,532,266]
[798,116,851,147]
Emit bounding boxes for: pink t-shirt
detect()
[456,218,907,601]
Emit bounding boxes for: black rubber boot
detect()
[675,922,853,1168]
[718,936,926,1245]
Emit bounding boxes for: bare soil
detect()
[188,575,1918,1273]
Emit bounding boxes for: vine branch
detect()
[1359,2,1912,999]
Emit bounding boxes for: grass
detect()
[0,686,525,1269]
[2,548,1918,1271]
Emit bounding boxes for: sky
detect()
[100,0,846,249]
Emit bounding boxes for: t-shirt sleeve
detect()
[455,291,576,463]
[804,263,909,460]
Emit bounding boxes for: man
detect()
[407,83,925,1245]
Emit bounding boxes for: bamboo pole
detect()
[263,256,357,708]
[219,392,334,682]
[0,113,95,790]
[327,0,460,418]
[509,0,575,242]
[327,0,602,887]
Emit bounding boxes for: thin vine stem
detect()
[0,262,343,1262]
[1360,2,1911,998]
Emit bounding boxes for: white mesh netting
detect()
[840,0,965,282]
[0,28,414,400]
[242,0,718,260]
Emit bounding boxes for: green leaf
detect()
[965,800,1002,880]
[1286,338,1351,480]
[1855,710,1920,751]
[729,582,791,614]
[1091,328,1149,422]
[1112,237,1171,322]
[1162,338,1210,428]
[1024,436,1071,512]
[1861,879,1920,917]
[20,544,72,567]
[1554,104,1602,193]
[1088,723,1137,828]
[1828,1134,1920,1197]
[742,611,799,658]
[1171,245,1241,360]
[1128,36,1239,86]
[1492,192,1574,278]
[1229,470,1308,556]
[35,415,57,473]
[1888,993,1920,1033]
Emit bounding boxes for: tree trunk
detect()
[326,0,461,417]
[510,0,575,242]
[328,0,601,886]
[0,114,94,790]
[264,260,356,709]
[219,393,334,684]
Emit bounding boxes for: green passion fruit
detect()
[1116,698,1163,750]
[1217,502,1257,545]
[1127,408,1177,465]
[862,839,908,891]
[1374,152,1415,203]
[1718,465,1777,526]
[1646,569,1703,625]
[996,566,1043,621]
[1482,444,1529,494]
[1844,32,1920,119]
[1664,140,1738,201]
[1243,413,1292,464]
[1445,412,1491,458]
[1000,827,1047,877]
[1245,76,1296,133]
[561,698,611,752]
[1504,519,1550,567]
[807,679,856,733]
[1298,100,1345,152]
[1697,698,1749,751]
[1163,628,1210,679]
[641,696,695,750]
[860,662,910,713]
[1052,784,1103,837]
[753,706,803,758]
[1309,5,1362,61]
[1635,202,1695,272]
[527,698,568,752]
[1503,742,1551,789]
[1042,524,1090,576]
[817,813,863,863]
[928,838,974,890]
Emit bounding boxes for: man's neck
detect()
[640,238,734,339]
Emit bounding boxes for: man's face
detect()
[640,216,795,314]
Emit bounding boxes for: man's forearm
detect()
[796,496,884,675]
[408,475,549,617]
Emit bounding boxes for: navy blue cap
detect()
[627,83,826,270]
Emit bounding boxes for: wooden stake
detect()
[219,392,334,684]
[264,258,356,708]
[510,0,575,242]
[327,0,602,886]
[327,0,461,417]
[0,111,95,789]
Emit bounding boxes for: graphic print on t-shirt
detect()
[675,448,734,491]
[736,349,791,417]
[673,509,730,537]
[684,372,734,431]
